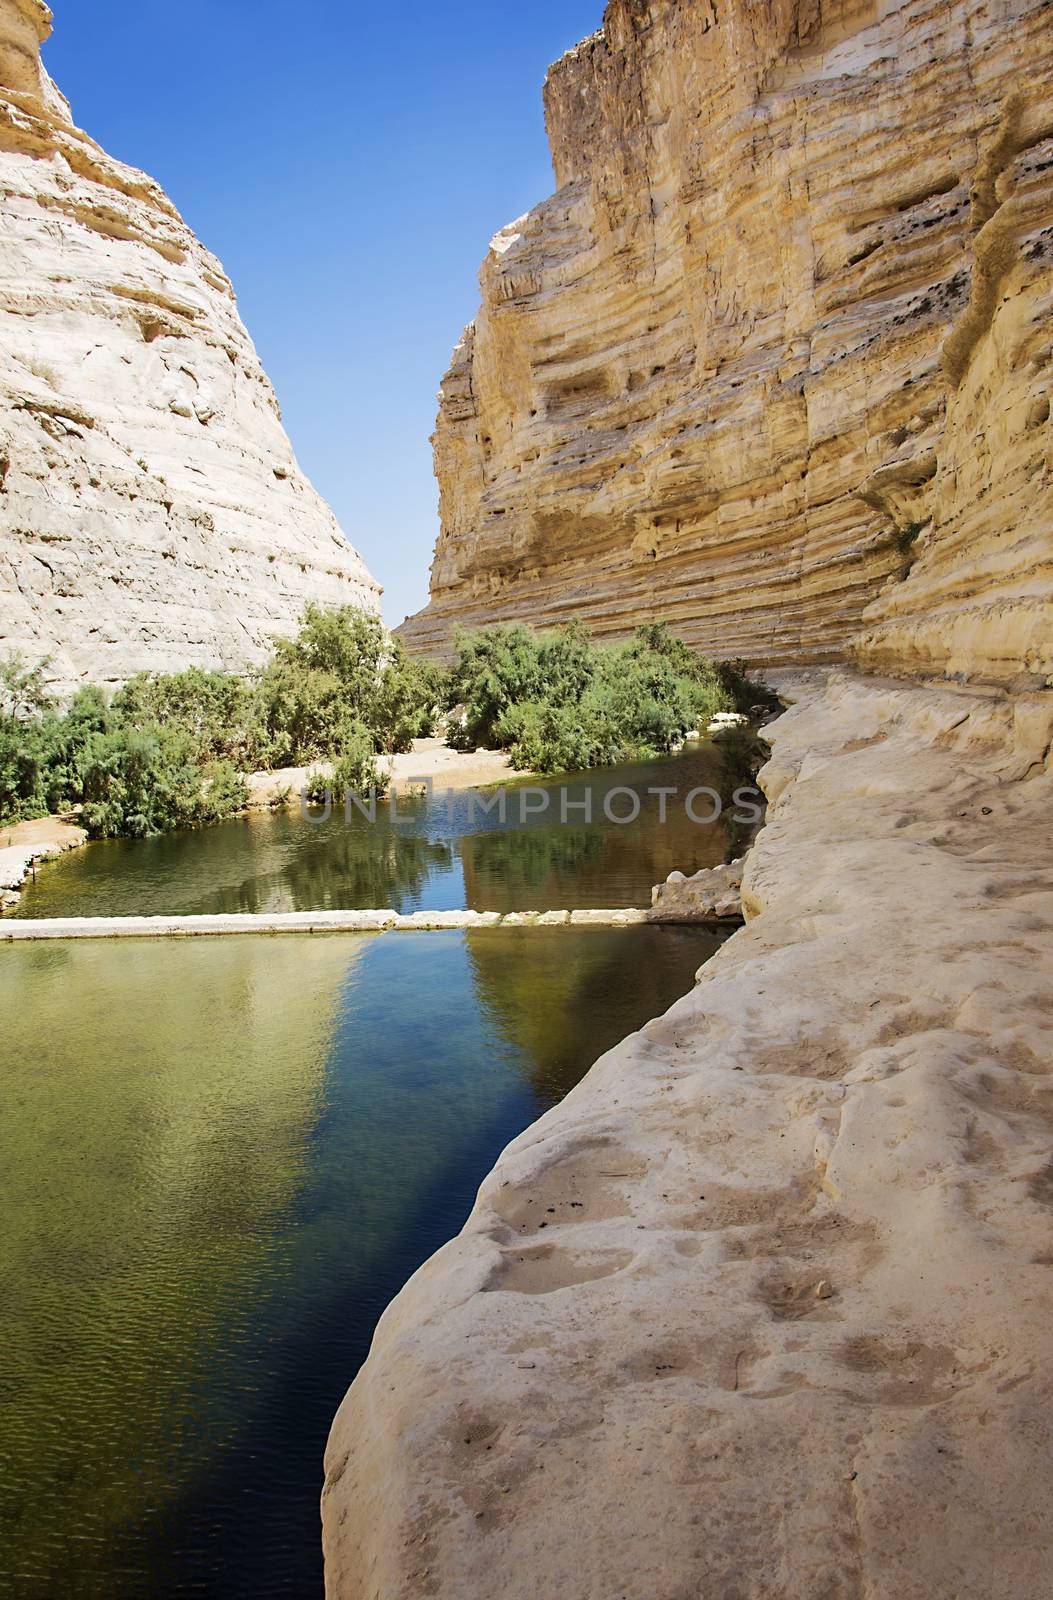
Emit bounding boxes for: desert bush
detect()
[76,725,248,838]
[446,624,546,749]
[303,718,386,804]
[112,668,256,765]
[448,619,768,775]
[370,642,446,754]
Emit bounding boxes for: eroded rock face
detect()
[323,670,1053,1598]
[399,0,1053,685]
[0,0,379,695]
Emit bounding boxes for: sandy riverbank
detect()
[246,738,529,808]
[0,816,89,912]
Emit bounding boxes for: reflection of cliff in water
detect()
[461,827,607,911]
[460,764,729,915]
[464,925,732,1102]
[0,936,358,1595]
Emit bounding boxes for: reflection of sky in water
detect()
[0,923,729,1598]
[15,746,744,920]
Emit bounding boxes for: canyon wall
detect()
[399,0,1052,685]
[0,0,379,696]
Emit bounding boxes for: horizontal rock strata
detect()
[323,670,1053,1598]
[399,0,1053,683]
[0,0,379,696]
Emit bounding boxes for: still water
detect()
[11,745,750,920]
[0,924,731,1599]
[2,749,748,1595]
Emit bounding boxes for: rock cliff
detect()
[329,4,1053,1595]
[0,0,379,696]
[399,0,1052,685]
[324,669,1053,1599]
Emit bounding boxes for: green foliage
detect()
[255,607,446,765]
[76,726,248,839]
[496,699,623,776]
[0,610,770,834]
[446,623,546,750]
[0,653,55,821]
[304,719,386,804]
[272,602,387,692]
[370,642,446,755]
[1,652,52,721]
[112,668,256,765]
[252,660,351,768]
[0,605,430,836]
[449,620,771,776]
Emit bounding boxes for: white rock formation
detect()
[650,856,744,920]
[0,0,380,696]
[324,670,1053,1598]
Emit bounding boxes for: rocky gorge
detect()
[0,1,1049,1595]
[327,1,1053,1596]
[0,0,380,697]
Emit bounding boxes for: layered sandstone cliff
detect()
[329,6,1053,1595]
[399,0,1052,684]
[0,0,379,696]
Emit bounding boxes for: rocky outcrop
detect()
[324,670,1053,1598]
[0,1,379,696]
[328,9,1053,1590]
[649,855,743,920]
[399,0,1052,686]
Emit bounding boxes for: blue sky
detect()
[45,1,601,626]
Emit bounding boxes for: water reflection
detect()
[0,922,723,1597]
[465,924,730,1102]
[14,745,744,921]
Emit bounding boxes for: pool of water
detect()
[11,745,754,920]
[0,922,731,1598]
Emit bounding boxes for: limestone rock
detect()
[399,0,1053,688]
[323,669,1053,1598]
[0,0,380,696]
[650,856,744,920]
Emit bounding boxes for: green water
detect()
[0,922,730,1598]
[12,745,753,919]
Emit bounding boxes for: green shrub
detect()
[448,619,771,775]
[252,661,349,767]
[592,642,697,754]
[496,699,622,775]
[0,611,772,835]
[75,726,249,838]
[371,642,446,754]
[304,719,387,805]
[112,668,256,765]
[446,624,546,749]
[0,653,54,821]
[0,718,46,823]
